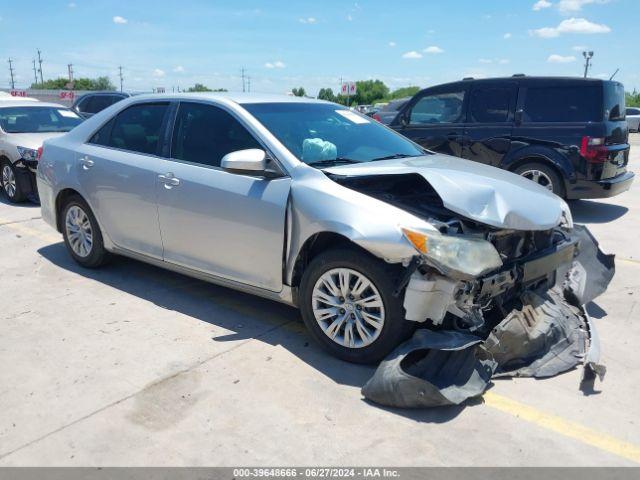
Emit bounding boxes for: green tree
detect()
[186,83,212,92]
[626,90,640,108]
[31,76,116,91]
[317,88,336,102]
[353,79,389,105]
[388,86,420,100]
[291,87,306,97]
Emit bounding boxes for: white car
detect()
[626,107,640,132]
[0,101,83,202]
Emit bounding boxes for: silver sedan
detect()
[37,93,578,363]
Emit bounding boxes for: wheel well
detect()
[55,188,83,232]
[290,232,370,288]
[508,156,566,192]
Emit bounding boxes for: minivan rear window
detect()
[603,82,625,121]
[523,86,601,123]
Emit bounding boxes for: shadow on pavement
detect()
[569,199,628,224]
[37,242,468,422]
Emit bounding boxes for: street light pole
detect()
[583,51,594,78]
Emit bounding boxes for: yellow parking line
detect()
[484,391,640,464]
[0,218,60,243]
[619,257,640,266]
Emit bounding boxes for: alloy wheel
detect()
[311,268,385,349]
[65,205,94,258]
[2,165,16,198]
[520,169,554,191]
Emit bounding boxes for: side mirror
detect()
[221,149,267,174]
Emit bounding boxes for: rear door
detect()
[76,101,170,258]
[395,85,468,157]
[462,82,517,167]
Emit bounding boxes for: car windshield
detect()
[243,102,424,165]
[0,106,83,133]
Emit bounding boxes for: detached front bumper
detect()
[13,159,40,203]
[566,171,635,199]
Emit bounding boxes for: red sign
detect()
[340,82,357,95]
[59,91,75,100]
[10,90,27,97]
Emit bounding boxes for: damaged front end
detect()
[330,172,615,407]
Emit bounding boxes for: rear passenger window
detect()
[89,118,115,146]
[469,87,513,123]
[108,103,169,155]
[523,86,601,122]
[170,102,260,168]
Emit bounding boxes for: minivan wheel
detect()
[299,247,415,364]
[515,162,565,197]
[1,161,26,203]
[62,196,108,268]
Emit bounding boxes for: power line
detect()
[67,63,74,89]
[8,58,15,89]
[118,65,124,92]
[37,49,44,84]
[247,76,251,93]
[241,67,246,92]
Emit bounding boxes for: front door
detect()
[156,102,291,292]
[76,102,170,259]
[462,82,517,167]
[394,85,468,157]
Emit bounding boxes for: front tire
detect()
[299,247,415,364]
[1,161,26,203]
[515,161,565,198]
[62,195,108,268]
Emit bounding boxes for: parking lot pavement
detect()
[1,136,639,467]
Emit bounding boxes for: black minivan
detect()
[390,76,634,199]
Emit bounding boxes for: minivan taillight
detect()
[36,146,43,161]
[580,136,608,163]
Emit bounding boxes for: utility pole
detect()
[67,64,74,90]
[247,76,251,93]
[37,49,44,84]
[583,51,594,78]
[118,66,124,92]
[241,67,246,92]
[8,58,15,89]
[32,59,38,85]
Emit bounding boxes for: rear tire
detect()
[1,161,26,203]
[61,195,109,268]
[299,247,415,364]
[515,161,565,198]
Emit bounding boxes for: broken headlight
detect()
[560,200,573,229]
[402,228,503,277]
[17,146,39,162]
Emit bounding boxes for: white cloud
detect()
[548,54,577,63]
[530,17,610,37]
[498,58,510,64]
[533,0,553,10]
[503,32,512,39]
[152,68,165,78]
[402,51,423,59]
[572,45,588,51]
[265,60,286,69]
[423,46,444,54]
[346,14,353,21]
[68,2,76,7]
[113,16,127,24]
[299,17,316,24]
[479,58,510,64]
[558,0,610,14]
[388,41,396,47]
[173,66,185,73]
[478,58,493,64]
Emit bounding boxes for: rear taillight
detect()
[580,136,608,163]
[372,113,382,122]
[36,146,43,161]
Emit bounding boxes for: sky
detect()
[1,0,638,95]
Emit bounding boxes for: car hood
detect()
[324,154,565,230]
[5,132,68,151]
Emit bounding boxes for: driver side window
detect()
[409,90,466,125]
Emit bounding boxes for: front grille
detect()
[489,229,555,262]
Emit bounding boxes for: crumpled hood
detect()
[5,132,67,152]
[325,154,565,230]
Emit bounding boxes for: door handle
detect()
[80,156,94,170]
[158,172,180,187]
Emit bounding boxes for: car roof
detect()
[422,76,614,92]
[0,101,67,108]
[126,92,332,105]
